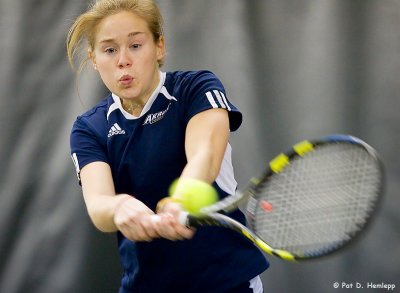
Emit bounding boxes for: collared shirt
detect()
[70,70,268,293]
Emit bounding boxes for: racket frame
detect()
[180,135,385,261]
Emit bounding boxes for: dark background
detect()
[1,0,399,292]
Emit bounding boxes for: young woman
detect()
[67,0,269,292]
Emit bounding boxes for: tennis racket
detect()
[178,134,384,261]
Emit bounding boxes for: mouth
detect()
[119,75,134,86]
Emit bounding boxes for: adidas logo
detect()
[108,123,126,138]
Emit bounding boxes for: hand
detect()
[156,201,195,241]
[113,195,194,242]
[113,195,161,242]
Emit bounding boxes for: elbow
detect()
[203,148,224,182]
[191,147,225,183]
[209,159,222,182]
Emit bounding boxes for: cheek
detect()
[96,65,116,89]
[143,49,160,68]
[95,57,112,74]
[96,64,110,79]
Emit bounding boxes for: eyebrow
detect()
[98,32,146,44]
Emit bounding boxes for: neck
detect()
[122,70,161,115]
[123,100,146,115]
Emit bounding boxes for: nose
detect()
[117,49,132,68]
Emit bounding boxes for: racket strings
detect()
[251,143,381,257]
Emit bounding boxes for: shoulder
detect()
[70,96,112,180]
[165,70,223,90]
[163,70,225,104]
[167,70,219,81]
[162,70,242,131]
[77,96,110,123]
[72,95,112,136]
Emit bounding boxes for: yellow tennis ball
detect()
[170,178,218,214]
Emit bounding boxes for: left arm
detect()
[156,108,230,239]
[180,108,230,183]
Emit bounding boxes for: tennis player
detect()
[67,0,269,292]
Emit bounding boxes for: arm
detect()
[80,162,191,241]
[80,108,228,241]
[80,161,120,232]
[160,108,229,213]
[181,107,230,183]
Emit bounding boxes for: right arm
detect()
[80,161,193,241]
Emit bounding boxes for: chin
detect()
[116,88,140,100]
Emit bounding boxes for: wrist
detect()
[113,194,132,218]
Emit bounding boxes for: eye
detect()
[131,43,142,49]
[105,47,116,54]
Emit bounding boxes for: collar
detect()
[107,71,166,120]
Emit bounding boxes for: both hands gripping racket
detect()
[178,134,384,261]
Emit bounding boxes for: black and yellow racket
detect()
[178,134,384,261]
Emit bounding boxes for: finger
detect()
[166,202,183,216]
[160,213,194,240]
[119,218,154,242]
[153,213,182,240]
[145,215,162,238]
[156,197,181,213]
[122,225,151,242]
[138,215,166,241]
[169,217,195,239]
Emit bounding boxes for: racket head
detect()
[245,134,384,260]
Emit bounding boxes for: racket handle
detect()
[178,211,190,226]
[178,212,205,228]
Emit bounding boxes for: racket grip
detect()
[178,212,215,228]
[178,211,190,227]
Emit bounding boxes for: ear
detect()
[88,48,97,70]
[156,36,165,63]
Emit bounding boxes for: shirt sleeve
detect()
[182,71,242,131]
[70,117,109,183]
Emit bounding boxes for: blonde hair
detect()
[66,0,164,72]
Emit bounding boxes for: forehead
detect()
[95,10,150,42]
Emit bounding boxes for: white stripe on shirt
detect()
[213,90,227,109]
[206,91,219,108]
[219,91,232,111]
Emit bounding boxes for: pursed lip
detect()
[119,75,133,85]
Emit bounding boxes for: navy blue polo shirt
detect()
[70,70,269,293]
